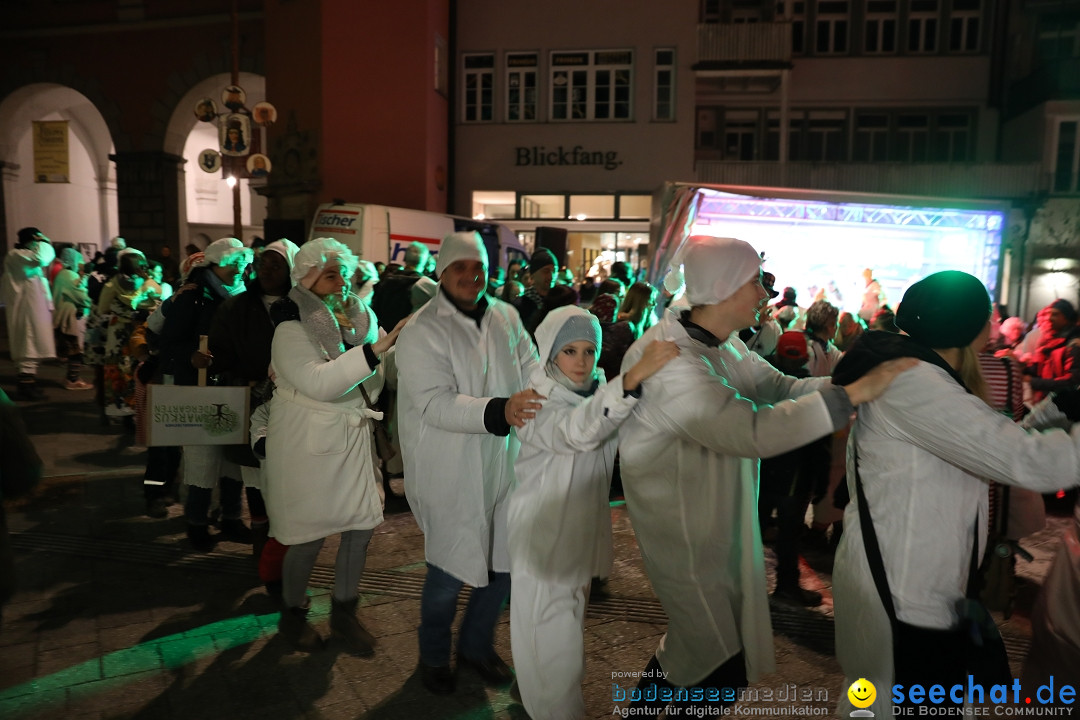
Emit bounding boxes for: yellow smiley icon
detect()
[848,678,877,709]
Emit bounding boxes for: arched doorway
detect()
[0,83,117,253]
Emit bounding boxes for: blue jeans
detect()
[418,562,510,666]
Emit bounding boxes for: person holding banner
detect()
[159,238,253,552]
[265,237,404,654]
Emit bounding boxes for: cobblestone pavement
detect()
[0,355,1068,719]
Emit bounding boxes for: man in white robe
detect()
[396,231,542,695]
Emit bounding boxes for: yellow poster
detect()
[33,120,69,183]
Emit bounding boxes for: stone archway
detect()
[0,83,117,251]
[162,72,268,250]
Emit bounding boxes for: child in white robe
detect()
[508,305,677,719]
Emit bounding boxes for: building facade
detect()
[2,0,1079,316]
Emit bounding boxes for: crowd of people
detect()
[4,225,1080,718]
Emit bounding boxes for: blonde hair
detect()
[957,344,989,405]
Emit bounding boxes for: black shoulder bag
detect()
[852,442,1012,690]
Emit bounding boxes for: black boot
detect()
[330,597,376,656]
[219,517,253,543]
[15,374,44,401]
[279,605,324,652]
[186,523,217,553]
[251,521,269,563]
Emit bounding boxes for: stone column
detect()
[109,151,184,257]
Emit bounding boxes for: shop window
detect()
[519,194,566,219]
[569,195,615,220]
[619,195,652,219]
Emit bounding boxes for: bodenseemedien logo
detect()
[848,678,877,717]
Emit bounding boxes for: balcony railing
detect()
[696,22,792,66]
[695,161,1045,199]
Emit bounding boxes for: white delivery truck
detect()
[308,202,527,273]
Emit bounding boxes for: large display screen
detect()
[686,186,1006,316]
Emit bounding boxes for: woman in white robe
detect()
[266,237,402,654]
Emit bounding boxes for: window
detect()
[805,111,846,161]
[701,0,721,22]
[724,110,760,160]
[815,0,849,54]
[777,0,808,53]
[618,195,652,219]
[854,114,889,161]
[894,114,930,161]
[731,0,763,23]
[462,54,494,122]
[569,195,615,220]
[1054,121,1078,193]
[519,195,566,219]
[933,113,971,161]
[506,53,538,122]
[1037,13,1080,63]
[908,0,939,53]
[949,0,981,52]
[550,50,633,121]
[697,107,720,149]
[764,110,802,160]
[654,49,676,121]
[865,0,897,53]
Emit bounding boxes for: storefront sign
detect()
[515,145,622,171]
[32,121,69,183]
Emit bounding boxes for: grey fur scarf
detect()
[287,285,377,360]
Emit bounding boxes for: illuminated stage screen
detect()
[689,187,1006,316]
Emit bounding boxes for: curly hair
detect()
[804,299,839,335]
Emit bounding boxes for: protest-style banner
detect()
[147,385,250,447]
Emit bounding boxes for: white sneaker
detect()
[66,379,93,391]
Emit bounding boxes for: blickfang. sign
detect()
[515,145,622,171]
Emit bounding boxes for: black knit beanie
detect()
[895,270,991,348]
